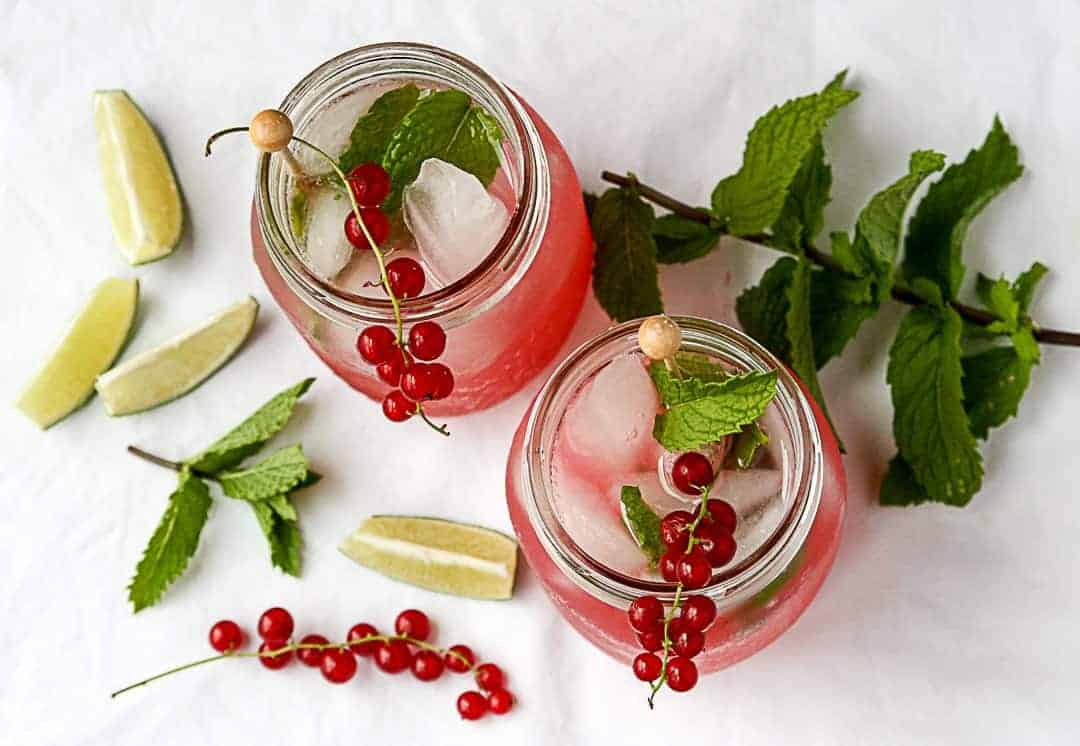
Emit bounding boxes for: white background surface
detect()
[2,1,1079,743]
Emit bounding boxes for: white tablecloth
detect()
[3,1,1079,743]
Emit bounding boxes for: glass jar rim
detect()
[518,317,824,608]
[255,42,550,328]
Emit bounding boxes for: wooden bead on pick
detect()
[638,315,682,360]
[249,109,293,152]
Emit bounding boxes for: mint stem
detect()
[127,446,217,481]
[600,171,1080,347]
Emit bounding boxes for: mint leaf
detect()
[380,90,503,211]
[785,257,841,445]
[648,354,730,404]
[620,486,664,566]
[250,498,302,577]
[903,118,1023,298]
[338,84,421,173]
[187,379,314,473]
[879,455,930,506]
[289,190,308,241]
[671,352,731,384]
[128,470,212,612]
[1012,261,1048,313]
[218,445,309,502]
[653,214,721,264]
[736,256,797,358]
[771,135,831,252]
[653,371,778,452]
[591,186,663,322]
[711,74,857,235]
[962,344,1034,439]
[732,423,769,469]
[809,271,876,367]
[887,302,982,506]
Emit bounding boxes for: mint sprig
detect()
[651,368,778,452]
[218,444,309,502]
[338,84,421,174]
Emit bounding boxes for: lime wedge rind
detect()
[95,296,258,416]
[16,277,139,429]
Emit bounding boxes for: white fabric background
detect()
[2,1,1078,743]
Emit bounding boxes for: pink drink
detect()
[251,44,592,415]
[506,318,846,673]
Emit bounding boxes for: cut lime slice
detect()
[95,296,258,415]
[340,516,518,600]
[16,277,139,428]
[94,90,183,265]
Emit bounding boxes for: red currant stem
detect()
[683,483,714,552]
[415,401,451,437]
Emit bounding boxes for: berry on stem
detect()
[394,609,431,641]
[401,364,436,401]
[658,549,681,582]
[637,629,664,652]
[487,689,514,715]
[386,257,426,298]
[699,526,737,567]
[665,657,698,692]
[208,620,244,653]
[671,627,705,658]
[408,322,447,361]
[257,607,294,641]
[347,162,392,207]
[680,595,717,632]
[672,452,714,495]
[445,644,475,673]
[475,662,504,691]
[374,639,412,674]
[427,363,455,400]
[677,547,713,589]
[344,207,390,249]
[347,623,380,656]
[258,640,293,670]
[320,647,358,684]
[705,498,738,534]
[411,650,445,682]
[660,511,694,547]
[357,325,396,365]
[375,351,411,386]
[297,634,329,667]
[633,652,663,682]
[382,390,414,422]
[627,596,665,633]
[457,691,488,720]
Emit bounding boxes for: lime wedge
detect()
[95,296,258,415]
[340,516,518,600]
[16,277,139,428]
[94,90,183,265]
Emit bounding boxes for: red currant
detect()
[633,652,663,682]
[297,633,329,667]
[347,162,391,206]
[457,690,488,720]
[356,325,396,365]
[704,498,738,534]
[344,207,390,249]
[427,363,455,400]
[671,627,705,658]
[445,644,476,673]
[320,647,358,684]
[665,657,699,692]
[257,607,294,641]
[374,638,412,673]
[411,650,445,682]
[637,629,664,652]
[347,623,380,656]
[258,640,293,670]
[386,257,425,298]
[660,510,693,547]
[658,548,681,582]
[672,452,714,495]
[666,616,690,641]
[408,322,447,361]
[375,350,411,387]
[208,620,244,653]
[627,596,664,633]
[401,363,436,401]
[680,595,717,632]
[487,688,514,715]
[394,609,431,641]
[474,662,504,691]
[699,526,736,567]
[382,390,414,422]
[677,547,713,589]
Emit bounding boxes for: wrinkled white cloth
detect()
[2,1,1079,744]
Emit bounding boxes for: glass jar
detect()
[505,317,846,672]
[252,43,593,415]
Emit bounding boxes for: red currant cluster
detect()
[202,606,513,720]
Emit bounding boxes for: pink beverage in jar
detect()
[252,43,592,415]
[506,317,846,674]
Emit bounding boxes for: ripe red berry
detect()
[633,652,663,682]
[382,390,414,422]
[394,609,431,641]
[474,662,504,691]
[347,162,392,206]
[374,638,412,673]
[672,452,715,495]
[257,607,294,641]
[704,498,738,534]
[627,596,665,633]
[411,650,445,682]
[356,325,396,365]
[408,322,447,361]
[665,657,699,692]
[297,634,329,667]
[320,647,358,684]
[347,623,380,656]
[258,640,293,670]
[637,629,664,652]
[671,626,705,658]
[386,257,425,298]
[208,620,244,653]
[700,526,737,567]
[344,207,390,249]
[660,510,694,547]
[487,689,514,715]
[445,644,476,673]
[401,363,436,401]
[427,363,455,400]
[375,350,411,386]
[680,595,717,632]
[457,691,488,720]
[677,547,713,589]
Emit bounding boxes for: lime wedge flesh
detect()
[16,277,139,428]
[340,516,518,600]
[95,296,258,415]
[94,90,183,265]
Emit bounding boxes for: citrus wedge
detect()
[16,277,139,428]
[94,90,183,264]
[340,516,518,600]
[95,296,258,415]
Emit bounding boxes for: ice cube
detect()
[404,158,509,285]
[302,188,353,279]
[559,353,663,484]
[625,470,694,519]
